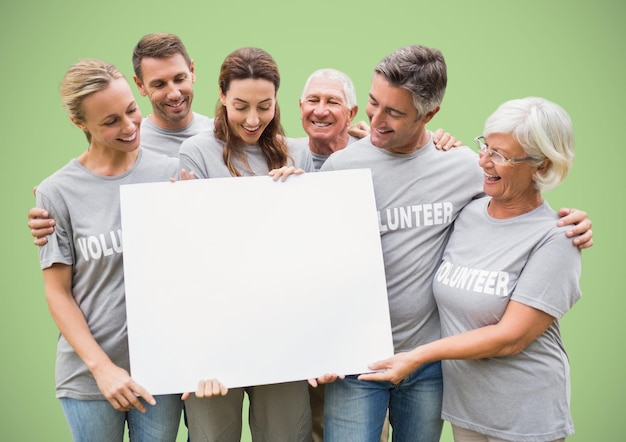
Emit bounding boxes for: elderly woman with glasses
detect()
[360,97,582,442]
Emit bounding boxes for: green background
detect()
[1,0,623,440]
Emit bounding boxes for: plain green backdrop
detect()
[1,0,623,440]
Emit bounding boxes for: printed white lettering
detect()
[495,272,509,297]
[378,202,453,232]
[378,211,388,232]
[77,237,90,261]
[387,207,399,230]
[400,206,412,228]
[436,260,510,297]
[110,230,123,253]
[88,236,102,259]
[423,204,433,226]
[100,233,114,257]
[76,229,123,261]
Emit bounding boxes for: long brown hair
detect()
[214,47,292,176]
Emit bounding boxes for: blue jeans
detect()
[60,395,182,442]
[325,361,443,442]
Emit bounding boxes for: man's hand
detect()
[28,207,55,246]
[348,121,371,139]
[558,208,593,250]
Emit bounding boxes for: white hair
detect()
[300,68,357,109]
[483,97,575,191]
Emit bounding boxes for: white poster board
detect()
[120,169,393,395]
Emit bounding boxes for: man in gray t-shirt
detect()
[296,68,361,171]
[29,32,211,240]
[140,112,213,158]
[318,45,495,442]
[300,67,470,442]
[130,32,213,159]
[297,68,399,442]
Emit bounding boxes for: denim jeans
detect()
[60,394,182,442]
[325,361,443,442]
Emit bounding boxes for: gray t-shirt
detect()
[141,112,214,158]
[179,130,315,178]
[321,135,484,352]
[434,197,581,441]
[36,149,179,400]
[290,135,360,171]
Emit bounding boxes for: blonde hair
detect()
[59,59,124,141]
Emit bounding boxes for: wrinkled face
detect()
[479,133,539,203]
[134,53,195,129]
[300,77,354,143]
[220,78,276,145]
[366,73,425,154]
[78,77,142,153]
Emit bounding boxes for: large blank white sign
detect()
[120,169,393,395]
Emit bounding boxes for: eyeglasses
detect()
[473,136,536,165]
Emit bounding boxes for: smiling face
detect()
[134,53,195,129]
[480,132,543,214]
[365,73,436,154]
[220,78,276,145]
[77,77,142,153]
[300,76,356,150]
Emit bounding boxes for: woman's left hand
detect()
[181,378,228,400]
[268,166,304,181]
[357,352,418,385]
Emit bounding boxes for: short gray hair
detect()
[374,45,447,119]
